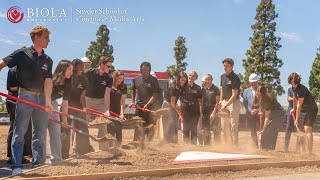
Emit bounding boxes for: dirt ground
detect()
[1,125,320,179]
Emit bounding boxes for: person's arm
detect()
[260,110,271,133]
[222,89,238,110]
[80,90,86,109]
[104,87,111,115]
[44,78,53,113]
[288,96,294,102]
[143,93,158,109]
[9,87,18,92]
[120,94,127,119]
[61,100,69,125]
[0,60,7,71]
[291,95,297,114]
[143,78,160,109]
[131,89,136,105]
[210,95,220,120]
[295,97,304,127]
[171,96,183,121]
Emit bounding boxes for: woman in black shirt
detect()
[162,72,188,143]
[253,86,284,150]
[48,60,73,163]
[61,59,93,158]
[109,70,127,145]
[181,71,202,145]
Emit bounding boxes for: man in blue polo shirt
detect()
[0,26,53,175]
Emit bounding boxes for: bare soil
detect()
[1,126,320,179]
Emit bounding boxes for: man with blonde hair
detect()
[0,26,53,175]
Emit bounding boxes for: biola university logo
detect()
[7,6,68,23]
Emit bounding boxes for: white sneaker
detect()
[12,168,23,175]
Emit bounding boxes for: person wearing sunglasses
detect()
[85,56,113,145]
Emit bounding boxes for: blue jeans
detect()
[284,113,294,150]
[48,100,62,163]
[11,91,48,169]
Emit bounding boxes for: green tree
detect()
[167,36,188,81]
[86,25,114,67]
[240,0,284,95]
[309,46,320,102]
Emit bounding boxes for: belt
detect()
[19,88,44,97]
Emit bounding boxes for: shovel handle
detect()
[0,92,89,124]
[291,112,300,129]
[130,104,154,113]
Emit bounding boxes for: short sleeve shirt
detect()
[166,84,183,104]
[69,74,87,108]
[261,96,283,111]
[7,67,18,97]
[85,68,113,99]
[293,84,318,112]
[2,46,53,92]
[181,83,202,107]
[52,79,72,101]
[110,84,128,114]
[220,71,241,100]
[132,74,160,107]
[202,84,220,107]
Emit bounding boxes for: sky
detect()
[0,0,319,105]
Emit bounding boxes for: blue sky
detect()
[0,0,319,105]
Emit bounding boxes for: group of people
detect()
[0,26,128,175]
[0,26,318,176]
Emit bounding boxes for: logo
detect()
[101,81,107,86]
[7,6,24,23]
[58,90,64,96]
[42,63,48,71]
[77,83,83,89]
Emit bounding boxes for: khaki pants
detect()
[221,99,240,146]
[85,97,108,139]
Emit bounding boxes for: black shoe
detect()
[7,158,12,164]
[7,157,30,164]
[22,158,30,164]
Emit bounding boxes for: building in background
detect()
[122,70,169,116]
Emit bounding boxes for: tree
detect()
[86,25,114,67]
[309,46,320,102]
[167,36,188,81]
[240,0,284,96]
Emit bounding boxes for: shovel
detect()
[1,92,89,125]
[216,103,229,118]
[291,112,306,152]
[49,117,115,142]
